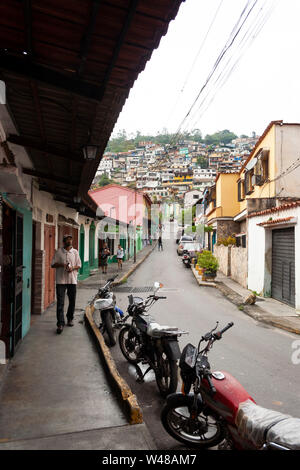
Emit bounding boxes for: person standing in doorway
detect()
[51,234,82,334]
[100,242,110,274]
[117,244,124,270]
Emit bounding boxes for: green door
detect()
[89,222,95,268]
[79,225,85,275]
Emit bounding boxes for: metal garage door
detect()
[272,227,295,307]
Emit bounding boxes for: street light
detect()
[82,144,100,161]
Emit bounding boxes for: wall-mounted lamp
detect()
[82,144,100,161]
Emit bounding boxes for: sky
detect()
[112,0,300,140]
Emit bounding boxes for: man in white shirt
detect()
[51,234,82,334]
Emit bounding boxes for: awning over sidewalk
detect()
[0,0,184,214]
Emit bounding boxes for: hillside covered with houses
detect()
[91,130,259,204]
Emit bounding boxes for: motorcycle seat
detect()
[236,399,300,449]
[147,322,179,337]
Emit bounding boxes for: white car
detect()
[175,225,184,244]
[177,235,194,255]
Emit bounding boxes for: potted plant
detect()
[197,250,219,281]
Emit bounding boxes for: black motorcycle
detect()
[182,249,191,268]
[118,282,188,398]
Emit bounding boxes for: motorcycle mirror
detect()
[153,281,163,293]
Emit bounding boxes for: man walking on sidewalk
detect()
[51,234,82,334]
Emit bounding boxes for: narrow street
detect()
[110,225,300,450]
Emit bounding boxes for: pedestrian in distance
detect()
[51,234,82,335]
[100,242,111,274]
[158,235,163,251]
[158,223,163,251]
[117,244,124,270]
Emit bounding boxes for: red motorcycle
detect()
[161,322,300,450]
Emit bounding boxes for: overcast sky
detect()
[112,0,300,139]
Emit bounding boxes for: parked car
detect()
[177,236,194,255]
[175,225,184,244]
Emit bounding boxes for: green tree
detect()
[196,155,208,168]
[204,129,237,146]
[97,174,115,187]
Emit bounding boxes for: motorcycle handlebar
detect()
[214,322,234,339]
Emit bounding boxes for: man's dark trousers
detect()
[56,284,77,327]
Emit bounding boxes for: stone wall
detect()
[214,245,231,276]
[214,245,248,288]
[217,220,240,240]
[230,246,248,288]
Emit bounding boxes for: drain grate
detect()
[113,286,154,293]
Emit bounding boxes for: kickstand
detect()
[135,364,152,383]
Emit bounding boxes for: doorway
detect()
[44,224,55,310]
[0,203,24,357]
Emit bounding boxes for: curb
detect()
[112,242,158,287]
[84,304,143,425]
[191,266,300,336]
[191,265,217,288]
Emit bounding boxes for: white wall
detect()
[32,187,80,250]
[275,125,300,197]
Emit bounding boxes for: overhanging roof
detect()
[0,0,184,214]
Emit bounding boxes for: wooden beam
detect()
[0,53,106,102]
[101,0,138,95]
[77,0,103,77]
[31,82,46,142]
[7,134,84,163]
[23,168,78,188]
[23,0,33,56]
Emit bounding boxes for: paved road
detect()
[110,229,300,450]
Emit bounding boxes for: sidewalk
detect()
[78,242,157,289]
[0,244,157,450]
[191,266,300,335]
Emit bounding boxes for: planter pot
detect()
[202,271,216,281]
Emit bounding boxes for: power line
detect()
[165,0,224,126]
[171,0,259,144]
[150,0,278,170]
[184,0,278,133]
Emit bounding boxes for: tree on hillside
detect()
[97,174,115,187]
[196,155,208,168]
[204,129,237,146]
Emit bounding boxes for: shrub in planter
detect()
[197,250,219,279]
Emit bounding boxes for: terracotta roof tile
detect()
[257,216,294,226]
[248,201,300,218]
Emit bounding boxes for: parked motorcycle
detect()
[182,250,191,268]
[119,282,188,398]
[161,321,300,450]
[91,275,123,346]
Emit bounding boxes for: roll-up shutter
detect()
[272,228,295,307]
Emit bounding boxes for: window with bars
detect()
[236,234,246,248]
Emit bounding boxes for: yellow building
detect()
[204,173,240,250]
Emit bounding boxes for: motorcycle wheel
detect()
[119,325,142,364]
[161,395,226,448]
[102,311,117,346]
[155,349,178,398]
